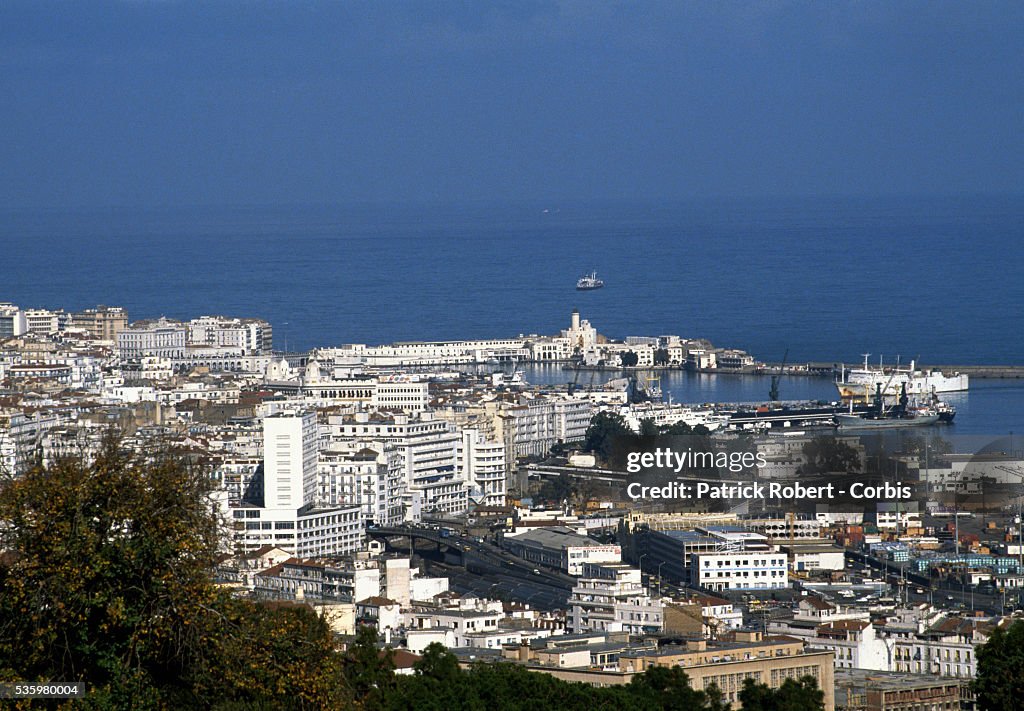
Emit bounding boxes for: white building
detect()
[498,395,592,460]
[324,411,469,519]
[568,562,664,635]
[371,378,430,413]
[560,309,598,355]
[317,442,406,526]
[263,411,319,509]
[458,428,506,508]
[0,303,27,339]
[0,410,59,475]
[117,318,187,361]
[502,526,621,576]
[188,316,272,354]
[225,411,363,556]
[23,308,61,334]
[812,619,890,671]
[691,548,788,592]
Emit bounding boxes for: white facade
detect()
[458,428,506,508]
[371,380,430,413]
[229,504,364,557]
[188,316,272,354]
[23,308,61,334]
[499,395,592,460]
[325,339,528,367]
[118,318,187,360]
[324,412,470,519]
[263,411,319,509]
[317,442,406,526]
[692,550,788,591]
[569,563,664,635]
[0,303,27,338]
[811,620,890,671]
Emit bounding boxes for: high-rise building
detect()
[263,411,319,509]
[0,303,27,339]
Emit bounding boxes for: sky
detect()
[1,1,1022,209]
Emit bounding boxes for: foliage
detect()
[639,418,660,437]
[0,433,348,709]
[342,626,396,706]
[349,644,825,711]
[799,435,861,475]
[653,349,670,366]
[738,676,824,711]
[537,472,577,506]
[583,411,634,462]
[973,619,1024,711]
[619,351,640,367]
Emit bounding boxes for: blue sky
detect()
[2,1,1022,208]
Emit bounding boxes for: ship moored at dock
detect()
[836,354,968,399]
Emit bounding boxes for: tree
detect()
[620,351,640,367]
[800,435,861,475]
[653,349,670,366]
[0,433,348,708]
[582,411,634,463]
[628,666,723,710]
[342,625,396,706]
[538,472,577,505]
[738,676,824,711]
[639,418,660,438]
[661,421,693,436]
[974,619,1024,711]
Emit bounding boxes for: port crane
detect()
[768,348,788,403]
[567,357,582,396]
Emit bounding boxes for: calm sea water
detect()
[2,196,1022,436]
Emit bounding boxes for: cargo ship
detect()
[720,402,873,430]
[836,354,968,400]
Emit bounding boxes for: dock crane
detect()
[567,358,583,396]
[769,348,789,404]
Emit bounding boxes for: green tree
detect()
[661,421,694,436]
[583,411,634,462]
[800,435,861,474]
[620,351,640,367]
[538,472,577,505]
[974,619,1024,711]
[653,349,670,366]
[628,666,722,710]
[342,625,396,706]
[639,418,660,438]
[738,676,824,711]
[0,434,348,708]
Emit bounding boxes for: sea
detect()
[3,195,1022,440]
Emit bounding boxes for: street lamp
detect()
[657,561,666,598]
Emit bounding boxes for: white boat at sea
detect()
[576,271,604,290]
[836,354,968,400]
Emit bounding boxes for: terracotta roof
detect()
[688,595,732,608]
[817,619,870,633]
[255,556,304,577]
[388,649,421,669]
[357,596,398,607]
[801,596,836,611]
